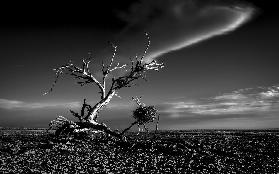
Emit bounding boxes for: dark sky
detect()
[0,0,279,130]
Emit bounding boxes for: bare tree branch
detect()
[47,32,164,139]
[111,58,164,90]
[44,58,105,98]
[132,96,144,106]
[101,42,127,97]
[70,110,82,122]
[141,32,151,61]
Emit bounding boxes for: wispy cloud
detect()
[0,99,80,110]
[115,0,255,63]
[0,98,135,111]
[160,85,279,117]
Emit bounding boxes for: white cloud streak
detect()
[0,99,135,111]
[161,85,279,117]
[144,6,255,62]
[113,0,256,64]
[0,99,80,110]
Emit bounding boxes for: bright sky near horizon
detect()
[0,0,279,130]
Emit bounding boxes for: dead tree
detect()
[45,33,164,139]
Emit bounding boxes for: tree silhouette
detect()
[120,97,159,135]
[45,33,163,139]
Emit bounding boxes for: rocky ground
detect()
[0,129,279,173]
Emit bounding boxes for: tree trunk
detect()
[87,90,116,123]
[74,89,124,139]
[75,122,123,139]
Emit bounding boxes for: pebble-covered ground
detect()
[0,129,279,173]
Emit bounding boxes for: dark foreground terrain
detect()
[1,129,279,173]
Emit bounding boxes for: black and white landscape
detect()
[0,0,279,173]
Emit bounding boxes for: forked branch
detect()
[46,32,164,139]
[44,56,104,97]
